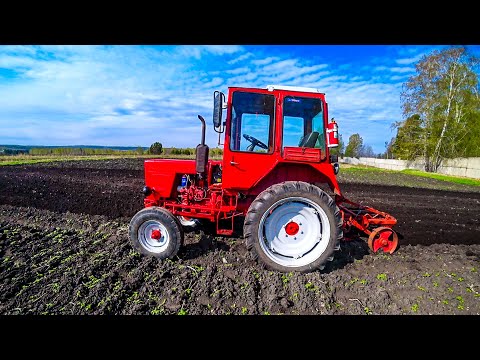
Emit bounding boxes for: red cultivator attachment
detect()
[336,195,399,254]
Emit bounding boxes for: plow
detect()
[129,84,399,273]
[336,195,398,253]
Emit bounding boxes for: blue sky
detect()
[1,45,479,154]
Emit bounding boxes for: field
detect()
[1,158,479,315]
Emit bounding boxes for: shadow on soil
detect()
[323,239,371,273]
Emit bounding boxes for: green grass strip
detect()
[341,165,393,173]
[401,169,480,186]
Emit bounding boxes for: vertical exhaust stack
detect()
[196,115,209,175]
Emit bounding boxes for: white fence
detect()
[340,157,480,179]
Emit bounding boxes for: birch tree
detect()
[399,46,480,172]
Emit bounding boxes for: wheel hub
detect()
[285,221,300,236]
[151,229,162,240]
[367,226,399,254]
[138,220,169,252]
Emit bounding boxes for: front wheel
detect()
[244,181,343,273]
[129,207,184,259]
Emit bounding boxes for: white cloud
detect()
[251,57,279,66]
[203,45,244,55]
[227,52,254,64]
[175,45,243,59]
[226,67,250,75]
[0,55,40,68]
[395,53,425,65]
[390,66,415,73]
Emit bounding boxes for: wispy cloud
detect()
[395,53,425,65]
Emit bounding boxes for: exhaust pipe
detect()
[198,115,206,145]
[196,115,209,175]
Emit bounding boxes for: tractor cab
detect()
[213,85,339,192]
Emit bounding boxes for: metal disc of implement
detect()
[367,226,398,254]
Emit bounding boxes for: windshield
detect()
[282,95,326,154]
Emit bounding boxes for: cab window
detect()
[229,92,275,153]
[282,96,326,153]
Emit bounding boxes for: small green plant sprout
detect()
[127,291,139,303]
[51,282,60,293]
[457,277,464,282]
[282,272,293,286]
[364,307,372,315]
[187,264,205,275]
[360,279,368,285]
[442,300,449,305]
[240,282,249,291]
[417,286,427,292]
[423,272,431,277]
[83,275,102,289]
[411,303,419,313]
[346,277,359,286]
[433,281,439,287]
[471,267,477,273]
[177,309,188,315]
[241,307,248,315]
[376,273,387,281]
[263,311,271,315]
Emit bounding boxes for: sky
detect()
[1,44,479,154]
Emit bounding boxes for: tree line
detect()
[28,147,146,156]
[340,46,480,170]
[9,142,224,157]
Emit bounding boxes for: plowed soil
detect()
[1,158,479,315]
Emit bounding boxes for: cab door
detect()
[222,88,278,191]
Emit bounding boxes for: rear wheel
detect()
[244,181,343,273]
[129,207,184,259]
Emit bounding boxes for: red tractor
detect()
[129,85,398,273]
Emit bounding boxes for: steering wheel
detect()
[243,134,268,151]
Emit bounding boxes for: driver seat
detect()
[298,131,319,148]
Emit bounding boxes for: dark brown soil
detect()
[1,158,479,315]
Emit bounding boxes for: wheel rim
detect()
[258,197,331,268]
[138,220,170,253]
[178,216,198,227]
[368,227,398,254]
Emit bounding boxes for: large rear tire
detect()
[244,181,343,273]
[129,207,184,260]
